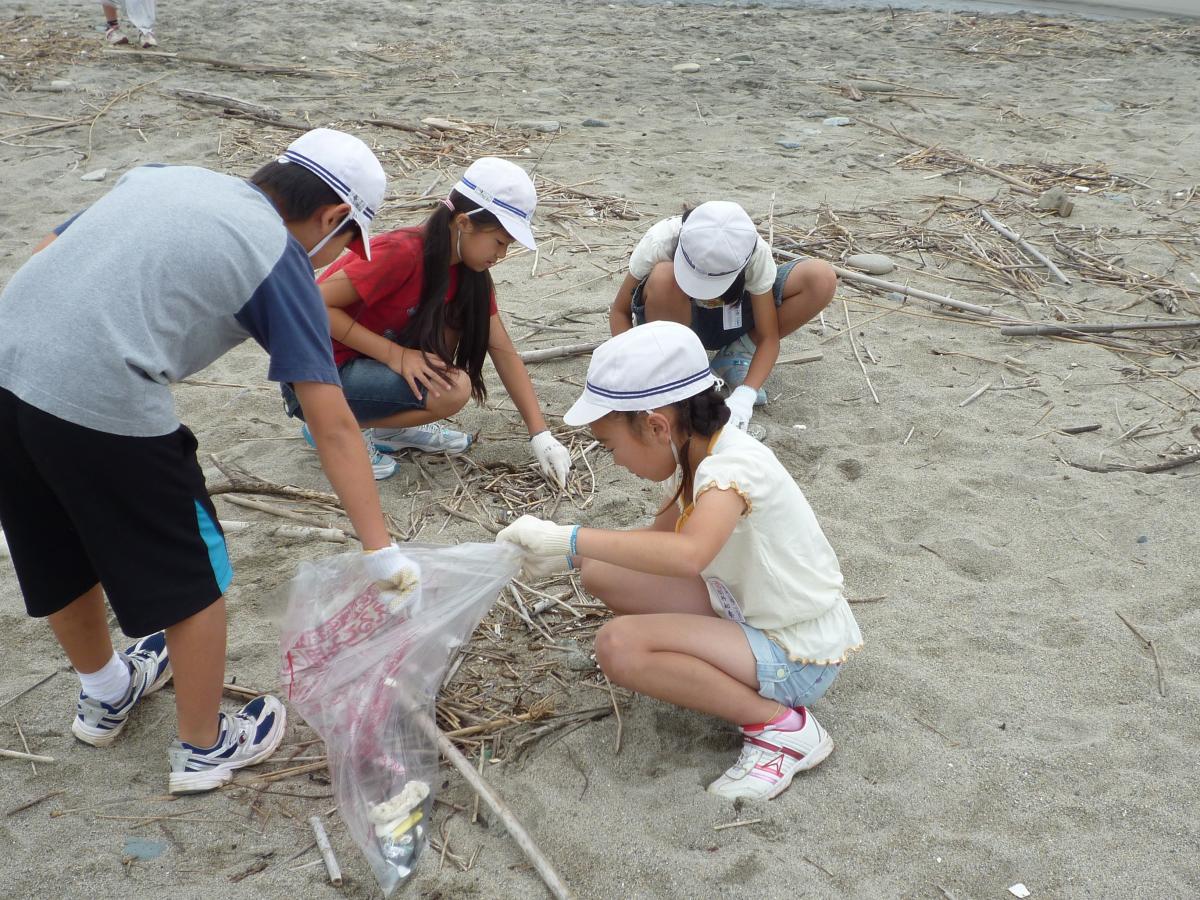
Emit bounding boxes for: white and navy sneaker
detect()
[706,707,833,801]
[301,423,397,480]
[372,422,473,455]
[71,631,172,748]
[167,695,287,794]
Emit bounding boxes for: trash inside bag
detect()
[278,541,520,894]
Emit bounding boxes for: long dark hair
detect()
[626,385,731,515]
[397,190,499,402]
[680,205,747,305]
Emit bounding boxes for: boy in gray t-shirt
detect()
[0,128,409,794]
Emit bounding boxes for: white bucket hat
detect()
[279,128,386,260]
[673,200,758,301]
[564,321,716,426]
[454,157,538,250]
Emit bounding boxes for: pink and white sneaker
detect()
[707,707,834,801]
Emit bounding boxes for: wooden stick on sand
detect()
[979,209,1070,285]
[424,718,575,900]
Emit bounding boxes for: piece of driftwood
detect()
[0,748,54,764]
[1066,450,1200,475]
[779,250,1024,321]
[309,816,343,886]
[777,350,824,365]
[1002,319,1200,336]
[424,718,575,900]
[518,341,602,363]
[979,209,1070,285]
[170,89,310,131]
[106,48,333,77]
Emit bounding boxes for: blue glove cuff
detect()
[568,524,580,557]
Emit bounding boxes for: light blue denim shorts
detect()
[739,623,841,708]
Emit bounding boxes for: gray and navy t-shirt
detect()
[0,165,339,437]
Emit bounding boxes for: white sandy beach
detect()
[1,2,1198,898]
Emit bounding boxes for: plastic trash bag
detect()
[122,0,156,31]
[278,541,520,895]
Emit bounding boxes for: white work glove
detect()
[725,385,758,431]
[496,514,578,558]
[520,552,575,582]
[529,430,572,489]
[361,543,421,613]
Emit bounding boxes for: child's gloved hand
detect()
[520,552,575,581]
[529,431,572,489]
[495,514,579,558]
[725,385,757,431]
[361,543,421,611]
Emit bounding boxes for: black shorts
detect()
[0,387,231,637]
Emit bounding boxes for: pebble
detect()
[564,650,595,672]
[51,79,73,91]
[727,52,754,63]
[123,838,166,861]
[517,120,560,133]
[775,140,803,150]
[800,109,828,119]
[581,118,610,128]
[1136,535,1149,544]
[822,116,853,127]
[672,63,701,73]
[845,253,895,275]
[80,168,108,182]
[1094,101,1116,112]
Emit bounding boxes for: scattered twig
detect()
[1066,450,1200,475]
[5,789,64,817]
[309,816,343,886]
[979,209,1070,285]
[518,341,603,363]
[842,299,880,405]
[1002,320,1200,337]
[713,819,762,832]
[1116,612,1167,698]
[0,748,54,763]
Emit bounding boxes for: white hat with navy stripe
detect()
[454,157,538,251]
[674,200,758,301]
[279,128,386,260]
[563,321,717,426]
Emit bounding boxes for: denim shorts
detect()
[281,357,426,424]
[631,257,801,351]
[739,622,841,708]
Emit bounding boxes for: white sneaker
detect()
[362,429,397,479]
[139,29,157,48]
[167,695,286,794]
[105,25,129,45]
[372,422,473,455]
[72,631,172,747]
[706,707,833,801]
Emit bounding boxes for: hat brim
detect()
[562,395,612,428]
[673,243,737,301]
[496,210,536,251]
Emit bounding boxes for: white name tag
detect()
[722,302,743,331]
[706,577,746,624]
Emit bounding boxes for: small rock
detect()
[845,253,895,275]
[727,52,753,63]
[1008,885,1031,900]
[1136,535,1149,544]
[517,120,560,133]
[887,292,906,302]
[1094,101,1116,112]
[800,109,828,119]
[51,79,73,90]
[1036,186,1074,217]
[822,116,853,127]
[775,140,803,150]
[564,650,595,672]
[672,63,701,73]
[581,118,610,128]
[80,168,108,182]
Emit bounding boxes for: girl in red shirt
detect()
[283,157,572,484]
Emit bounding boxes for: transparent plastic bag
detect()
[278,541,520,895]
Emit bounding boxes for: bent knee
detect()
[642,262,689,320]
[594,618,643,685]
[799,259,838,302]
[427,369,472,417]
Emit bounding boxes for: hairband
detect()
[441,197,455,211]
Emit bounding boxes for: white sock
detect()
[78,652,131,704]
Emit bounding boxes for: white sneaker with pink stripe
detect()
[707,707,834,801]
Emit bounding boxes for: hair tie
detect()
[441,197,455,212]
